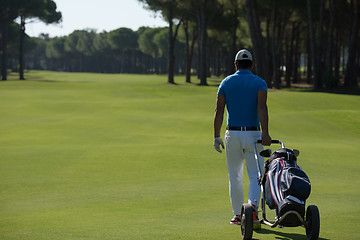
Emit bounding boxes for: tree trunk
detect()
[269,8,287,89]
[168,8,175,84]
[197,2,208,85]
[184,19,191,83]
[316,0,325,89]
[286,22,296,87]
[214,42,221,76]
[1,21,9,80]
[293,23,300,84]
[245,0,270,83]
[306,36,312,84]
[230,8,239,75]
[19,16,25,80]
[195,0,219,85]
[344,0,359,88]
[188,28,197,82]
[266,15,274,86]
[306,0,319,89]
[325,0,335,88]
[184,21,197,84]
[167,8,182,84]
[334,26,341,82]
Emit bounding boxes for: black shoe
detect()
[230,215,241,225]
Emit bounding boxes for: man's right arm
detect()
[257,90,271,146]
[214,94,225,138]
[213,94,226,153]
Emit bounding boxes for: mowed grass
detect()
[0,71,359,240]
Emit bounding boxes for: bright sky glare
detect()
[24,0,168,37]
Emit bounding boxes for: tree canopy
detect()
[0,0,61,80]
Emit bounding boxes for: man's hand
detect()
[214,137,225,153]
[261,133,272,146]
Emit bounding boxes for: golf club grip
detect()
[257,140,280,144]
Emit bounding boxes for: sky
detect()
[23,0,168,37]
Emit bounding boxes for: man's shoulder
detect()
[223,72,244,82]
[248,72,264,81]
[219,73,236,86]
[220,71,266,86]
[224,72,238,80]
[252,75,268,90]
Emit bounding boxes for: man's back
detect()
[218,69,267,127]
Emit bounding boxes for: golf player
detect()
[213,49,271,226]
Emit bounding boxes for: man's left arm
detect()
[257,90,271,146]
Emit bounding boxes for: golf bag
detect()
[261,148,311,226]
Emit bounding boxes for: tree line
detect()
[25,27,187,75]
[0,0,359,90]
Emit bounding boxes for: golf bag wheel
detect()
[306,205,320,240]
[241,203,253,240]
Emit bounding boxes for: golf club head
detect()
[260,149,271,157]
[293,149,300,157]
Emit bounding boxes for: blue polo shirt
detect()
[217,69,268,127]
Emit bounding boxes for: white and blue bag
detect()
[263,148,311,213]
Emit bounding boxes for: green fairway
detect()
[1,71,359,240]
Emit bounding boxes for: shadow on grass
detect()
[32,79,61,83]
[282,86,360,96]
[198,76,360,96]
[186,77,221,87]
[31,79,91,84]
[1,76,61,83]
[253,228,329,240]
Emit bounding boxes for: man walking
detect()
[213,49,271,227]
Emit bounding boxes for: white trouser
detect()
[224,130,264,215]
